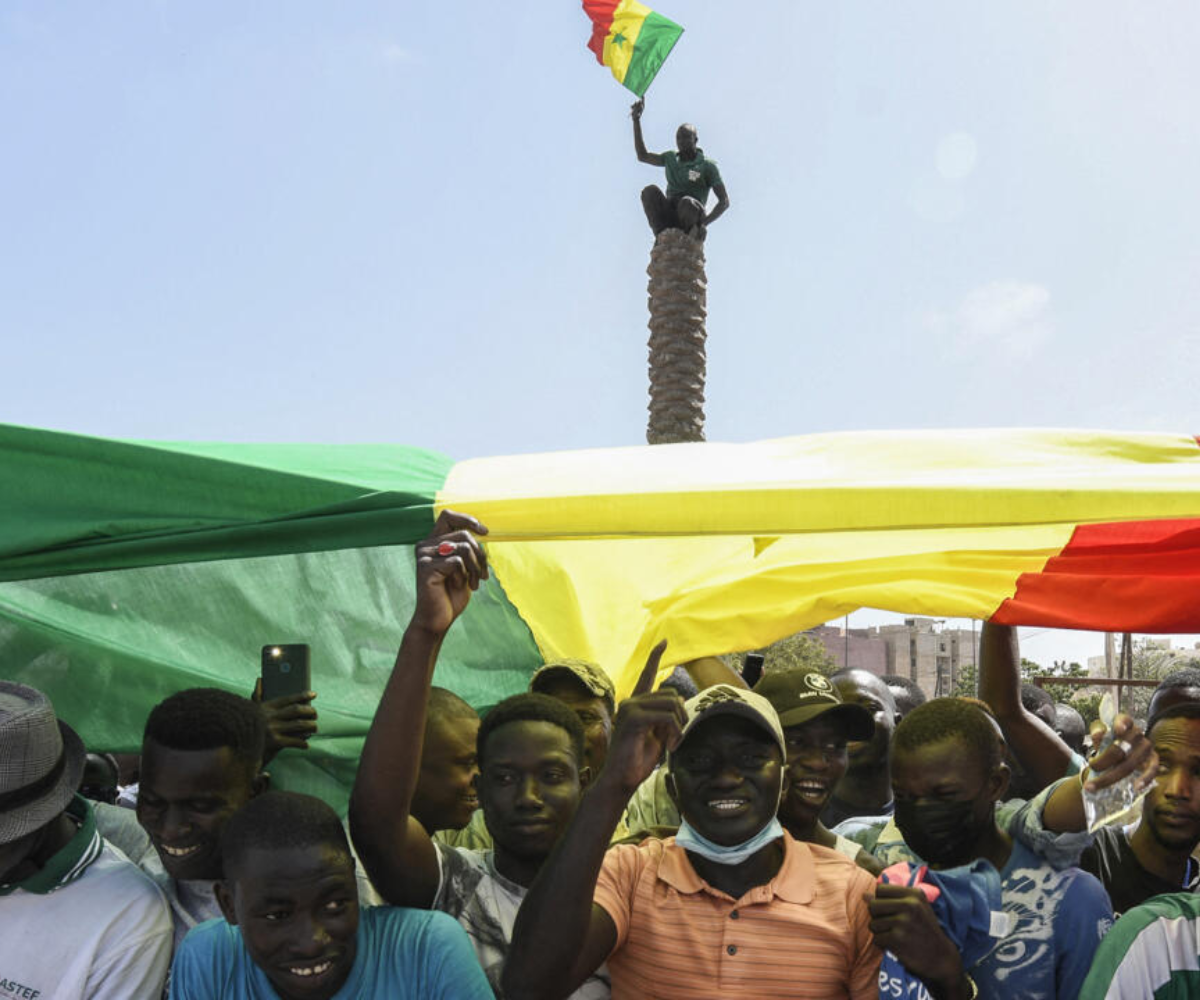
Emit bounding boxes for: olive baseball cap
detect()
[530,659,616,716]
[677,684,786,756]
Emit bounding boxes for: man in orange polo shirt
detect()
[503,650,881,999]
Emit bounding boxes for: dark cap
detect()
[753,670,874,741]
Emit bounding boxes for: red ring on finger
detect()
[437,540,456,556]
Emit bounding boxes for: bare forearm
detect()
[704,196,729,226]
[683,656,746,691]
[979,622,1020,717]
[349,623,443,857]
[633,118,649,159]
[504,776,628,998]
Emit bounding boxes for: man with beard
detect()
[349,512,610,998]
[502,669,880,999]
[1079,697,1200,915]
[823,668,901,828]
[754,670,881,873]
[876,698,1111,999]
[169,791,491,999]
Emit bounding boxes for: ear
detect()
[664,770,679,809]
[252,771,269,796]
[578,764,593,790]
[988,762,1010,803]
[215,880,239,926]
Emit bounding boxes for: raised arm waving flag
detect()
[583,0,684,96]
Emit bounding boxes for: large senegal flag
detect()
[4,423,1200,809]
[583,0,683,97]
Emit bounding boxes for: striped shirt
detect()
[594,831,880,999]
[1079,892,1200,1000]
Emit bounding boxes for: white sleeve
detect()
[86,926,173,1000]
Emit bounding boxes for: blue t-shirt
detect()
[971,840,1113,1000]
[169,906,492,1000]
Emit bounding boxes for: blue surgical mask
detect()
[674,816,786,866]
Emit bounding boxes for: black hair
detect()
[882,675,927,707]
[477,692,586,768]
[144,688,266,772]
[1156,668,1200,694]
[1020,683,1055,718]
[220,791,350,879]
[660,666,699,701]
[428,687,479,729]
[893,697,1004,774]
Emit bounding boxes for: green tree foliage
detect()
[735,631,838,676]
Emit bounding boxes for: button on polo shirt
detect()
[594,831,880,999]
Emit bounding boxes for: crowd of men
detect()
[3,510,1200,998]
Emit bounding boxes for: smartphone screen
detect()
[261,644,312,702]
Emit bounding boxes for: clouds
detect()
[925,281,1054,360]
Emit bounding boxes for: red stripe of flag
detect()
[992,518,1200,632]
[583,0,620,63]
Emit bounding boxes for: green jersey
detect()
[1079,892,1200,999]
[662,148,722,204]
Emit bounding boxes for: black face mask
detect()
[894,795,992,868]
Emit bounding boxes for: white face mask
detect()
[674,767,786,866]
[674,815,786,866]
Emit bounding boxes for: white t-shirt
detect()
[433,843,611,999]
[0,832,172,999]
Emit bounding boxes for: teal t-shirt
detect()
[169,906,492,1000]
[662,149,722,203]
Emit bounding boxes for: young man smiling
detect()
[755,670,881,872]
[169,791,491,999]
[502,665,880,999]
[349,512,610,997]
[126,688,269,949]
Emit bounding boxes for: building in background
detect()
[808,625,888,675]
[871,618,979,698]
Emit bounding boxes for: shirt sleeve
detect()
[704,159,723,187]
[1001,777,1094,869]
[167,924,225,1000]
[593,844,642,952]
[431,843,479,919]
[1054,871,1116,1000]
[87,931,172,1000]
[418,910,495,1000]
[846,867,884,1000]
[1077,900,1172,1000]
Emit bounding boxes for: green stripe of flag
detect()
[623,11,683,96]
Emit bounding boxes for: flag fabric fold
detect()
[4,423,1200,806]
[582,0,683,96]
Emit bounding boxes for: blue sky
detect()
[3,2,1198,669]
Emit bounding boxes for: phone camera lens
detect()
[280,662,291,673]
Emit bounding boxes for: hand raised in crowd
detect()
[630,97,644,119]
[1083,712,1158,796]
[252,679,318,763]
[411,510,489,636]
[868,883,972,1000]
[599,640,686,794]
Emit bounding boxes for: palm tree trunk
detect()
[646,229,707,444]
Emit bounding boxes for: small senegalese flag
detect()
[583,0,683,97]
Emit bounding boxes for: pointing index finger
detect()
[633,640,668,697]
